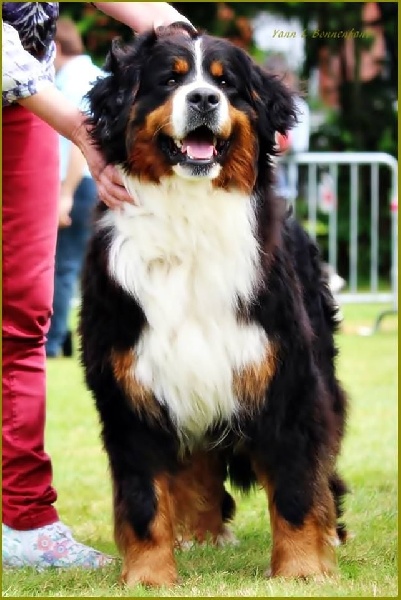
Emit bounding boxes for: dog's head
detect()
[87,23,297,193]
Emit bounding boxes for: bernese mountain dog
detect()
[79,23,348,587]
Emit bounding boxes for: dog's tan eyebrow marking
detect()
[210,60,224,77]
[173,58,189,74]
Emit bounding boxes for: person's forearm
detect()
[17,82,134,209]
[62,143,87,195]
[93,2,190,32]
[18,84,86,146]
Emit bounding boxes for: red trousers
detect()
[2,105,59,529]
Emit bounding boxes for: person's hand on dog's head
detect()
[153,20,198,39]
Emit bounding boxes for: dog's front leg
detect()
[256,467,337,579]
[113,472,177,587]
[251,425,338,581]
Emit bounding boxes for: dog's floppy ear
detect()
[102,37,131,75]
[250,64,298,152]
[85,33,156,165]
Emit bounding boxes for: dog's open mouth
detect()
[159,126,230,166]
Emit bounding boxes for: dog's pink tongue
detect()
[182,140,214,159]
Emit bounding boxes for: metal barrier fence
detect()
[279,152,398,332]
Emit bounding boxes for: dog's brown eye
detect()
[167,78,177,86]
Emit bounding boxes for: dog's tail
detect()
[330,471,349,544]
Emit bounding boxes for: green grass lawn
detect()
[2,304,398,597]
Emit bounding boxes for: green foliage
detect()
[309,75,396,277]
[273,1,398,277]
[170,2,271,30]
[59,3,133,66]
[59,2,267,64]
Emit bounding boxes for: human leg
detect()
[2,105,111,568]
[2,105,59,531]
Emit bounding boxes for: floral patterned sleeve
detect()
[2,20,55,107]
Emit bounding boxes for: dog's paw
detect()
[215,525,240,547]
[175,535,195,551]
[121,566,178,588]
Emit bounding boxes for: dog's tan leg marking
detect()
[114,475,177,587]
[255,468,337,578]
[172,452,236,547]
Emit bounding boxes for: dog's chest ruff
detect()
[100,177,268,438]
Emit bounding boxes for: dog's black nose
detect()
[187,88,220,113]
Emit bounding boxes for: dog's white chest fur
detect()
[100,176,267,440]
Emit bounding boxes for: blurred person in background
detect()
[265,54,346,295]
[46,17,103,358]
